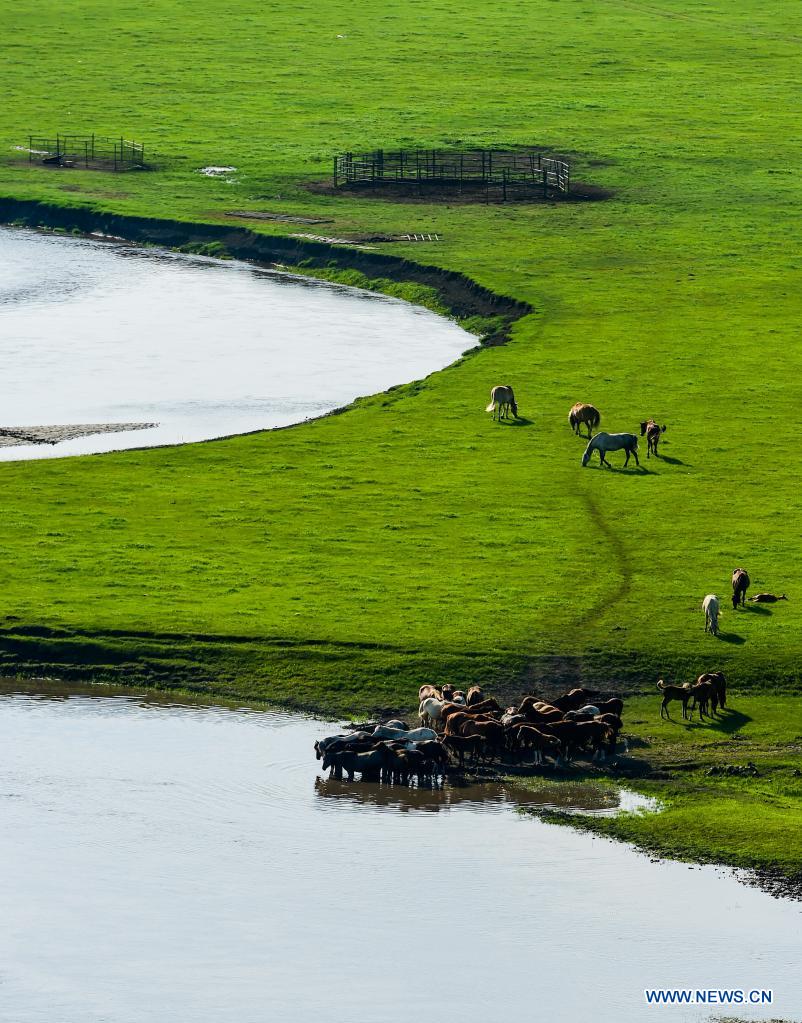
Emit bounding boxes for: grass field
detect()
[2,0,802,875]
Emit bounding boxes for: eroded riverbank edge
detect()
[0,197,531,344]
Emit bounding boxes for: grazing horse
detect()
[569,403,601,438]
[640,419,667,458]
[581,432,640,468]
[703,594,720,635]
[485,385,518,421]
[732,568,750,609]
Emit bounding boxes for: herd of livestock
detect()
[484,389,664,469]
[486,389,789,634]
[314,682,626,784]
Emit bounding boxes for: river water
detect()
[0,682,799,1023]
[0,227,476,459]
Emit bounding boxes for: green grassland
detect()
[2,0,802,875]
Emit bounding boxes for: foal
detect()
[657,679,692,719]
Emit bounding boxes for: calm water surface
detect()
[0,227,476,459]
[0,682,799,1023]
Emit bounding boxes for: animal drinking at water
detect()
[581,432,640,468]
[485,385,518,421]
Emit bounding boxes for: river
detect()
[0,227,476,459]
[0,681,799,1023]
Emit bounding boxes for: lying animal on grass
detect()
[749,592,787,603]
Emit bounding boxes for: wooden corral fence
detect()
[27,134,146,171]
[333,148,570,200]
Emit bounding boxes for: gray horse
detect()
[581,432,640,467]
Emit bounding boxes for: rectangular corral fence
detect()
[28,134,145,171]
[333,148,570,198]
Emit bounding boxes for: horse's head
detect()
[510,400,519,418]
[581,441,594,467]
[640,421,648,436]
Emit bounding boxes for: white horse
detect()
[372,725,437,742]
[485,385,518,420]
[703,594,720,635]
[581,432,640,467]
[419,697,445,729]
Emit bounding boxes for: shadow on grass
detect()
[500,416,534,427]
[656,454,687,466]
[705,709,752,734]
[716,631,746,644]
[742,603,772,616]
[583,463,654,475]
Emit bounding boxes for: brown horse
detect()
[697,671,726,709]
[689,680,718,719]
[640,419,667,458]
[732,568,750,609]
[657,679,692,720]
[443,732,487,766]
[550,687,599,713]
[569,403,601,438]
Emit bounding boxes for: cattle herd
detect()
[314,683,626,785]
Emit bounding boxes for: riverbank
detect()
[517,695,802,899]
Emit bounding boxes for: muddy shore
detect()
[0,423,156,448]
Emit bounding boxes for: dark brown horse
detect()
[732,568,750,609]
[640,419,667,457]
[697,671,727,709]
[658,679,692,720]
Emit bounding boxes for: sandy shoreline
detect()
[0,423,157,448]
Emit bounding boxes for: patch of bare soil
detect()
[0,423,156,447]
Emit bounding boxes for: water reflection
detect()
[314,774,653,815]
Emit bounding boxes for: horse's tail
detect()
[591,408,601,428]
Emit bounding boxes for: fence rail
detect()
[28,134,145,171]
[333,148,570,199]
